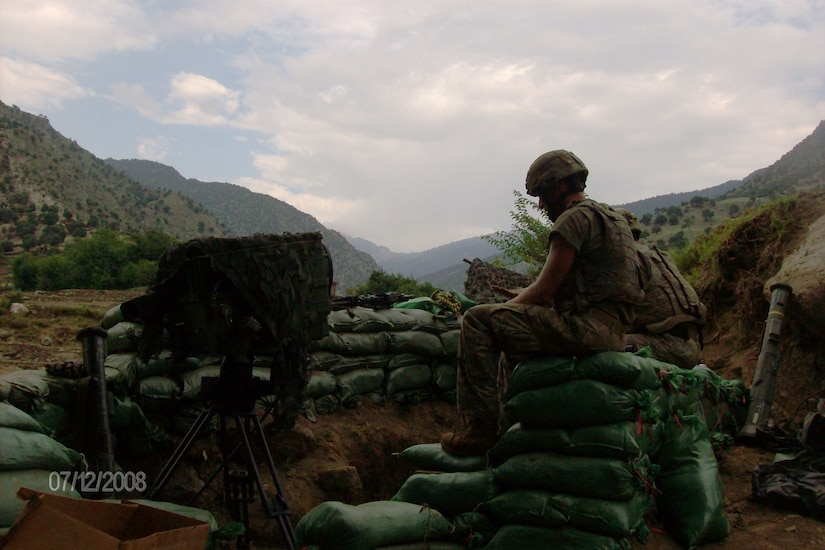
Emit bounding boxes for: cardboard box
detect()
[0,488,210,549]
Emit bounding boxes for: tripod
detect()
[145,361,296,549]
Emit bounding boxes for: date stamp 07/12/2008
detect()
[49,470,148,494]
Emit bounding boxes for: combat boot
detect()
[440,418,499,457]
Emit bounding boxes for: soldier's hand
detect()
[492,285,522,299]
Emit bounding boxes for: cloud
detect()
[111,73,240,126]
[0,57,91,110]
[3,0,823,250]
[137,136,174,162]
[1,0,156,62]
[165,73,240,126]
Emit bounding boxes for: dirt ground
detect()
[1,288,824,549]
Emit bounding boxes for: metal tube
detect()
[77,326,115,491]
[738,283,792,439]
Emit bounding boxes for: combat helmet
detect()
[615,208,641,240]
[525,150,588,196]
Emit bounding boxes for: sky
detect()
[1,1,824,252]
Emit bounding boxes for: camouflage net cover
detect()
[137,232,332,427]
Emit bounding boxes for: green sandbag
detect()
[30,403,71,437]
[2,370,50,413]
[104,352,143,387]
[328,307,396,333]
[388,307,457,334]
[385,364,432,395]
[294,500,452,550]
[489,421,663,465]
[494,452,656,502]
[449,510,499,548]
[136,375,182,412]
[391,470,500,517]
[100,304,124,329]
[329,355,393,375]
[506,352,663,400]
[0,470,82,527]
[179,365,222,400]
[656,413,729,549]
[307,370,337,398]
[387,354,429,371]
[375,544,464,550]
[0,402,46,434]
[313,394,341,415]
[308,351,344,371]
[312,332,391,355]
[133,350,178,379]
[388,331,446,357]
[504,379,665,429]
[106,321,144,353]
[482,488,653,540]
[336,368,386,402]
[0,427,84,471]
[438,330,460,357]
[485,524,631,550]
[396,443,488,473]
[431,363,457,391]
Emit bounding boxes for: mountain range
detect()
[2,98,824,292]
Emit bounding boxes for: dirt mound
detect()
[696,191,825,432]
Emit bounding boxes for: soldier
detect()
[616,208,706,368]
[440,150,646,456]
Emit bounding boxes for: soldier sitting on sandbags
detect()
[440,150,646,457]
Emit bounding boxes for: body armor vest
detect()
[554,200,646,312]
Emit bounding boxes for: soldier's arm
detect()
[509,236,575,306]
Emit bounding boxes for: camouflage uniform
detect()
[455,199,644,424]
[624,239,705,368]
[615,208,706,369]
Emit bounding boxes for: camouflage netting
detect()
[152,232,331,346]
[125,233,332,425]
[462,258,533,305]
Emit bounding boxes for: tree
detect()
[131,229,177,262]
[64,228,130,288]
[38,224,67,246]
[483,190,549,275]
[352,270,435,297]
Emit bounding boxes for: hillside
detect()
[104,159,380,291]
[0,101,229,247]
[616,121,825,251]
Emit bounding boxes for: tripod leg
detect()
[145,405,216,500]
[233,415,296,550]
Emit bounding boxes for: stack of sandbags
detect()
[0,399,84,532]
[1,369,79,446]
[478,352,668,548]
[654,363,733,548]
[660,363,749,448]
[308,306,461,410]
[392,443,500,547]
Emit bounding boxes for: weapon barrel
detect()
[738,283,792,439]
[77,326,116,495]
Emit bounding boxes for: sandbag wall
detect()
[306,306,461,415]
[0,373,85,533]
[98,303,462,434]
[296,351,748,549]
